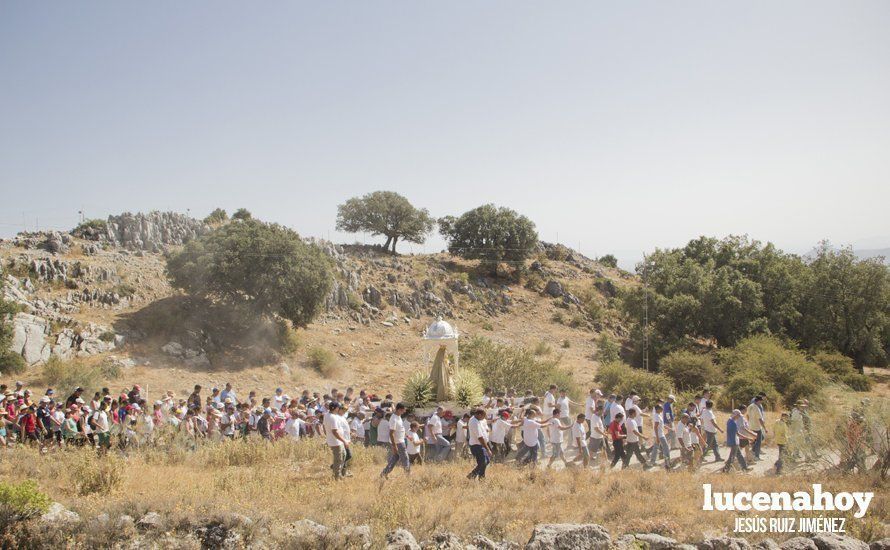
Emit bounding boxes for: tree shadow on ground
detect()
[113,295,285,371]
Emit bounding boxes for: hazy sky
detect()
[2,2,888,267]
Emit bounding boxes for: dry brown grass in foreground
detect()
[1,440,887,547]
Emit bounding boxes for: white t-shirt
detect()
[589,413,605,439]
[490,418,510,444]
[701,408,718,433]
[336,414,351,444]
[285,417,304,438]
[427,413,442,437]
[624,397,635,411]
[543,392,556,413]
[468,416,488,444]
[94,410,109,433]
[585,396,596,419]
[389,414,406,443]
[681,423,694,446]
[571,421,587,445]
[406,431,422,454]
[548,417,563,444]
[557,396,571,418]
[653,413,664,439]
[455,419,468,443]
[323,413,343,447]
[377,418,390,444]
[610,403,626,420]
[522,419,542,447]
[624,417,639,443]
[350,417,365,438]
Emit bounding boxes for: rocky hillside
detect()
[1,212,634,396]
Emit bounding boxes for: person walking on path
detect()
[467,408,492,479]
[380,403,410,479]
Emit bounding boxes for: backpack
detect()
[88,412,99,430]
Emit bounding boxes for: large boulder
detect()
[387,528,421,550]
[781,538,818,550]
[285,519,330,547]
[40,502,80,527]
[870,540,890,550]
[106,211,208,252]
[634,533,679,550]
[544,280,565,298]
[698,537,754,550]
[9,312,51,365]
[812,534,869,550]
[525,524,611,550]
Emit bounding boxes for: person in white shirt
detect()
[380,403,410,479]
[285,411,305,440]
[489,411,522,462]
[622,408,650,469]
[350,412,365,445]
[377,414,391,447]
[584,389,601,425]
[700,400,723,461]
[426,407,451,461]
[520,409,549,466]
[323,402,349,480]
[624,392,638,412]
[335,404,354,476]
[647,403,670,470]
[543,385,557,418]
[467,408,492,479]
[406,422,424,464]
[587,404,608,465]
[547,406,573,467]
[571,413,590,467]
[454,413,470,458]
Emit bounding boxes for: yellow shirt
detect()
[773,420,788,445]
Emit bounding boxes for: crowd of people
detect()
[0,379,810,481]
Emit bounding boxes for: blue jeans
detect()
[649,435,670,466]
[521,443,539,465]
[468,444,489,478]
[381,443,410,477]
[723,444,748,471]
[752,430,764,458]
[434,435,452,461]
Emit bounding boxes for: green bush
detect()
[439,204,538,276]
[72,218,107,239]
[593,362,673,406]
[598,254,618,269]
[842,373,872,392]
[203,208,229,225]
[0,480,51,520]
[307,347,340,378]
[718,370,780,410]
[42,357,105,394]
[718,335,826,400]
[403,371,434,407]
[659,350,722,391]
[453,369,484,407]
[0,350,26,375]
[596,333,621,363]
[277,324,302,355]
[812,352,857,381]
[461,336,578,398]
[534,341,552,356]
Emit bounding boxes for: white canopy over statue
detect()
[423,317,459,402]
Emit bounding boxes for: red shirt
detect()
[608,420,623,441]
[20,413,37,434]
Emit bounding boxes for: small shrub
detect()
[461,336,579,398]
[453,369,484,407]
[524,272,545,292]
[551,311,565,324]
[534,341,552,356]
[596,333,621,363]
[561,339,570,349]
[718,370,780,410]
[307,347,339,378]
[346,291,363,311]
[72,218,107,239]
[71,451,125,495]
[842,373,872,392]
[277,323,302,355]
[113,283,137,298]
[598,254,618,268]
[0,480,51,520]
[659,350,722,391]
[0,351,26,375]
[481,322,494,331]
[403,371,434,407]
[41,357,104,394]
[812,352,856,380]
[568,313,586,329]
[593,362,673,406]
[577,286,604,323]
[99,331,116,343]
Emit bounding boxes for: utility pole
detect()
[642,252,649,371]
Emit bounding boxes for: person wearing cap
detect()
[187,385,202,411]
[380,403,410,479]
[746,395,767,461]
[608,412,627,468]
[722,409,754,473]
[257,408,273,440]
[489,410,522,462]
